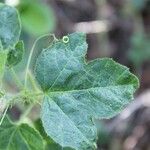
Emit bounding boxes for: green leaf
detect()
[0,50,7,84]
[0,3,21,49]
[0,116,44,150]
[131,0,147,10]
[7,41,24,67]
[0,40,3,50]
[18,0,56,36]
[46,142,73,150]
[35,33,139,150]
[34,119,73,150]
[128,32,150,67]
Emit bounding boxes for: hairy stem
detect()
[0,105,9,126]
[19,104,34,123]
[10,68,23,89]
[28,71,41,92]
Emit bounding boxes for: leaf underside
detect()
[0,117,44,150]
[35,33,139,150]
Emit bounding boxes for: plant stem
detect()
[29,92,44,97]
[10,68,23,89]
[28,71,40,92]
[18,104,34,124]
[0,105,9,126]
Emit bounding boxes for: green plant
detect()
[0,3,139,150]
[128,32,150,68]
[17,0,56,36]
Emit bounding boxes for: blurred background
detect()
[0,0,150,149]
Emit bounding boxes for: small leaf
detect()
[35,33,139,150]
[0,50,7,84]
[18,0,56,36]
[7,41,24,67]
[0,116,44,150]
[0,3,21,49]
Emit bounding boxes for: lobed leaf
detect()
[35,33,139,150]
[0,3,21,49]
[0,116,44,150]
